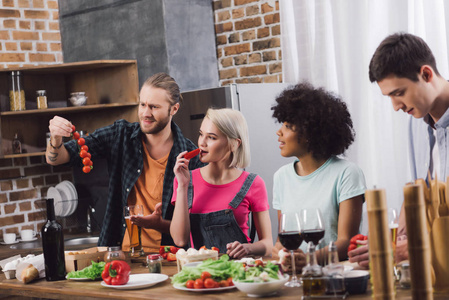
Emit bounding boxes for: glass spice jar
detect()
[36,90,47,109]
[104,246,126,262]
[9,71,26,111]
[147,254,162,273]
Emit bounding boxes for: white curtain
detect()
[280,0,449,222]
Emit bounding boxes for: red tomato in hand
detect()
[77,137,85,146]
[82,157,91,166]
[82,166,92,173]
[204,278,216,289]
[194,279,204,289]
[201,271,211,281]
[350,234,366,245]
[348,244,357,253]
[79,150,88,158]
[71,125,76,132]
[185,280,195,289]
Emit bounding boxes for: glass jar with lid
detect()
[36,90,47,109]
[147,254,162,273]
[9,71,26,111]
[104,246,126,262]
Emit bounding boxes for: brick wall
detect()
[0,0,69,240]
[0,0,62,69]
[0,156,73,238]
[213,0,282,85]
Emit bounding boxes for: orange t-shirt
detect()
[122,139,169,253]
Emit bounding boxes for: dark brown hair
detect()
[369,32,440,82]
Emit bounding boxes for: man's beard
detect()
[140,110,171,135]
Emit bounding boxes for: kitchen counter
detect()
[0,257,446,300]
[0,233,100,260]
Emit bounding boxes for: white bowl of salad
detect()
[232,260,288,297]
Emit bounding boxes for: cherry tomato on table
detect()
[185,280,195,289]
[201,271,211,281]
[204,278,216,289]
[194,278,204,289]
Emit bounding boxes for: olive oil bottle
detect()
[302,241,326,296]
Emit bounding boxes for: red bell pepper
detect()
[101,260,131,285]
[184,148,200,159]
[347,234,368,254]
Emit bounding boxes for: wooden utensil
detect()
[430,216,449,293]
[366,188,395,299]
[416,178,432,232]
[403,184,433,300]
[438,180,448,217]
[430,173,440,221]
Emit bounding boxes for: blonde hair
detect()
[143,73,183,105]
[205,108,250,168]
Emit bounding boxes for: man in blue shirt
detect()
[46,73,203,250]
[349,32,449,267]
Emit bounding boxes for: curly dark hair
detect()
[272,82,355,160]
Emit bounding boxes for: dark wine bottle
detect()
[41,198,66,281]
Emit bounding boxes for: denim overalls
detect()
[188,172,257,253]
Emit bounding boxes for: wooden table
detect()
[0,245,445,299]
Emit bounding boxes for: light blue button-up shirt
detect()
[435,108,449,179]
[409,109,449,181]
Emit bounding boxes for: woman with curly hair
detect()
[272,82,366,269]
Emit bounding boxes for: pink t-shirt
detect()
[171,169,269,242]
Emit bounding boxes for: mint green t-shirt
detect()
[273,156,366,252]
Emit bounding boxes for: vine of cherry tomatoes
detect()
[71,125,93,173]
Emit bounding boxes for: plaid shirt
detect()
[65,120,204,246]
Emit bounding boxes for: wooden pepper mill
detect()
[366,188,395,299]
[403,184,433,300]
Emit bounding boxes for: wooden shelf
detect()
[0,60,139,158]
[1,103,138,116]
[4,152,45,159]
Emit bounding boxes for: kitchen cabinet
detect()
[0,60,139,158]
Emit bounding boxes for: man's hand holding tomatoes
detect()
[347,234,369,269]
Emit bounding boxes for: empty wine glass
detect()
[279,212,303,287]
[124,205,144,257]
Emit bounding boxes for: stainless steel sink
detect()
[9,236,99,250]
[64,236,99,246]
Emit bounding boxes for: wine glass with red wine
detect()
[279,212,303,287]
[301,208,325,246]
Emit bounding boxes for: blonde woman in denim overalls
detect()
[170,108,273,259]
